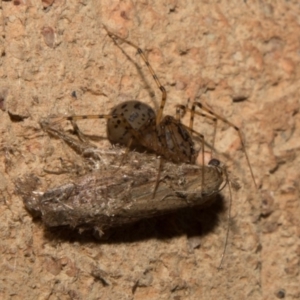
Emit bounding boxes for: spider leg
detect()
[103,25,167,125]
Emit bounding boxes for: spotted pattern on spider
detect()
[107,100,155,148]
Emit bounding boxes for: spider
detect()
[60,25,257,190]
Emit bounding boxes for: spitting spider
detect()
[57,26,257,190]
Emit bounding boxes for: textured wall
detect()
[0,0,299,299]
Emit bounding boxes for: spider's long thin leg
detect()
[192,101,257,189]
[103,25,167,125]
[49,113,145,155]
[176,103,218,157]
[172,105,206,193]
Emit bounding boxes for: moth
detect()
[17,122,227,235]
